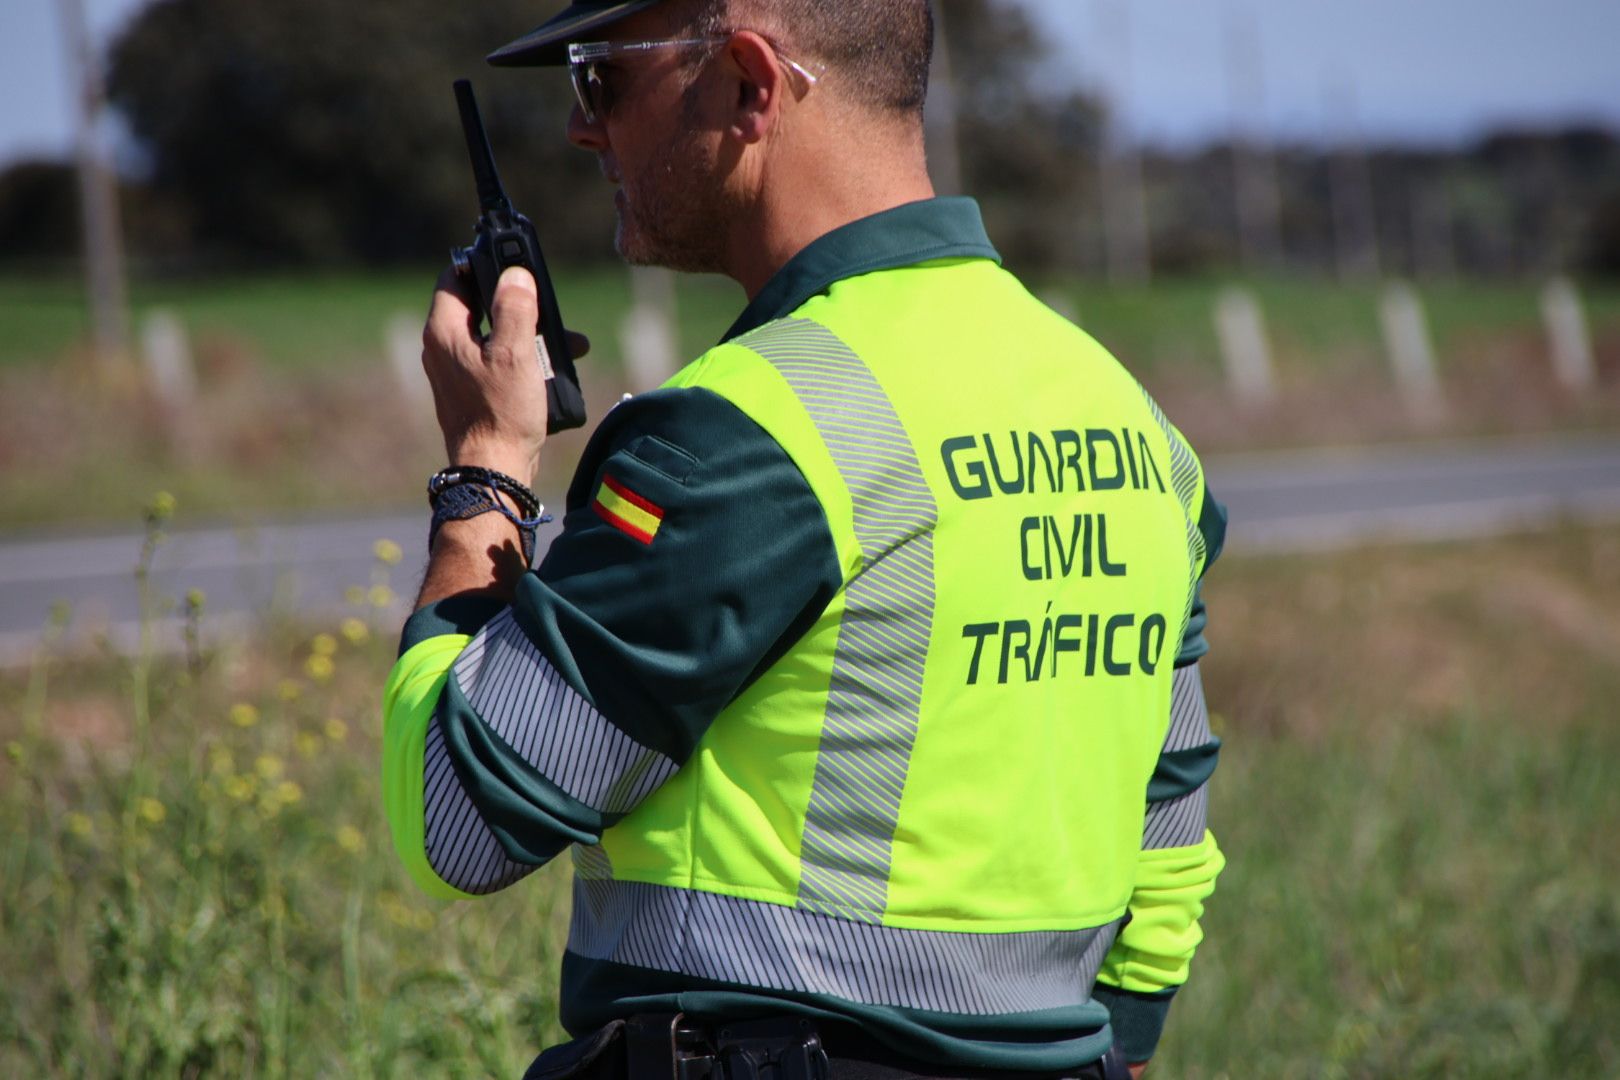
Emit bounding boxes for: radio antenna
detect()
[453,79,511,213]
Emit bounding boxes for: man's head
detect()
[490,0,932,121]
[666,0,932,119]
[491,0,936,283]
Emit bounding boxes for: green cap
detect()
[487,0,666,67]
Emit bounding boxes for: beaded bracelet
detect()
[428,465,541,519]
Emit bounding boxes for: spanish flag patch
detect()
[593,474,664,545]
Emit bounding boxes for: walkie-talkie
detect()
[450,78,586,434]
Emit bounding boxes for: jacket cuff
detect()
[1092,985,1177,1064]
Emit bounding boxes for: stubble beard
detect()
[614,109,736,275]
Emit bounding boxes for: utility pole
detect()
[57,0,131,370]
[1095,0,1151,284]
[926,0,964,197]
[1223,4,1282,274]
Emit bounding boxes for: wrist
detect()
[445,437,539,486]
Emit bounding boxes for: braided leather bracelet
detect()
[427,466,547,566]
[428,465,541,518]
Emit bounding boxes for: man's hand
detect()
[422,264,589,484]
[415,264,590,610]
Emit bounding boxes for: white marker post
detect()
[1213,286,1275,405]
[385,311,434,421]
[1540,277,1596,391]
[1379,281,1445,422]
[139,308,195,411]
[139,308,199,453]
[619,267,678,394]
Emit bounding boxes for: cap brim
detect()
[486,1,663,67]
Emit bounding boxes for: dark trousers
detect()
[521,1015,1130,1080]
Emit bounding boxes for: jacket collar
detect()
[721,196,1000,344]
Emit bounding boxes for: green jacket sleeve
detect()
[1094,486,1227,1062]
[381,387,843,897]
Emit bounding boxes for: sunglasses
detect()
[566,35,823,124]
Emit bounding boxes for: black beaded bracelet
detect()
[428,465,540,519]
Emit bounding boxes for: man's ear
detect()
[721,31,787,144]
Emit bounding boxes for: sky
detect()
[3,0,1619,170]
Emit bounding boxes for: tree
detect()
[937,0,1107,273]
[103,0,1110,270]
[0,161,80,262]
[106,0,612,266]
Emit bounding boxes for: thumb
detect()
[487,265,540,360]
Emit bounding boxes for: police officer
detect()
[383,2,1227,1077]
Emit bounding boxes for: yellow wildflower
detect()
[209,746,235,775]
[296,732,323,760]
[273,780,303,805]
[277,678,302,702]
[147,491,177,521]
[137,797,167,825]
[336,825,365,854]
[229,702,259,728]
[339,617,370,646]
[373,538,404,565]
[324,717,349,742]
[66,812,94,838]
[305,654,335,683]
[255,754,284,781]
[224,775,257,801]
[310,633,338,657]
[368,584,394,609]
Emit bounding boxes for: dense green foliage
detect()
[101,0,609,267]
[4,521,1618,1076]
[79,0,1106,272]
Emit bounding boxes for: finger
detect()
[487,266,540,364]
[426,265,482,356]
[566,331,591,360]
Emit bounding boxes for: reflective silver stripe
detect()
[454,609,679,814]
[1145,664,1213,850]
[1143,785,1209,850]
[738,318,938,923]
[1164,663,1211,752]
[423,720,536,894]
[1139,390,1208,644]
[568,878,1119,1015]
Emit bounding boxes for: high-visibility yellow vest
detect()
[568,255,1211,1019]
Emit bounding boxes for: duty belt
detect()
[626,1013,828,1080]
[524,1012,1131,1080]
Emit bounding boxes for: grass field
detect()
[2,271,1618,530]
[7,270,1620,378]
[3,518,1618,1077]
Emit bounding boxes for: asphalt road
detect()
[2,433,1618,661]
